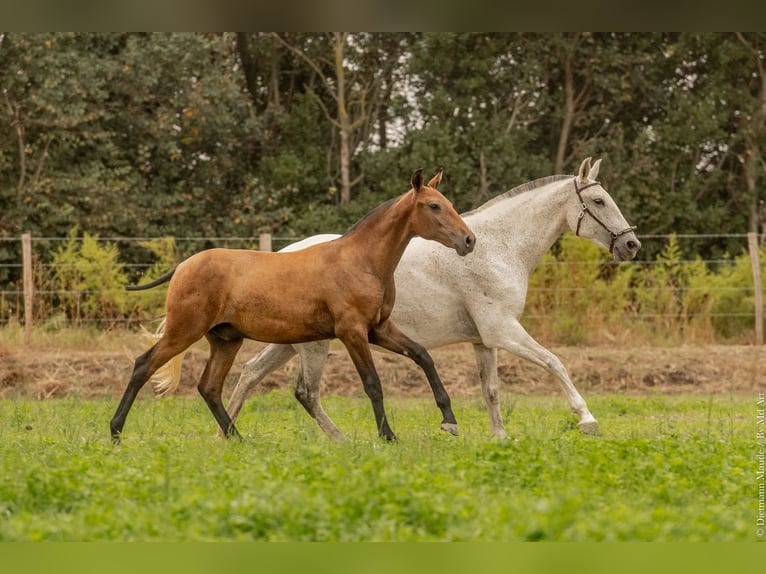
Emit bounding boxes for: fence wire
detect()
[0,233,763,342]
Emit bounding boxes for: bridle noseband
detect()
[573,178,637,252]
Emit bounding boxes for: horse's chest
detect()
[327,278,390,328]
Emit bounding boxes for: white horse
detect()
[226,158,641,439]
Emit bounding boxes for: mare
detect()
[110,169,476,442]
[225,158,640,439]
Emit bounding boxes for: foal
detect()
[110,169,475,442]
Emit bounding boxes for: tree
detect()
[272,32,403,204]
[733,33,766,236]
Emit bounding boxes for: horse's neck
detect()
[469,181,570,272]
[342,193,414,277]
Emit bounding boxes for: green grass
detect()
[0,392,755,541]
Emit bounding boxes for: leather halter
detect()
[573,178,637,252]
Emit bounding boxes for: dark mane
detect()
[463,175,572,216]
[342,196,399,236]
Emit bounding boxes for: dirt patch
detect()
[1,341,763,400]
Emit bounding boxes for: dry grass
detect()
[1,324,763,401]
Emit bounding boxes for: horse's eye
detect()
[429,203,441,211]
[593,198,605,206]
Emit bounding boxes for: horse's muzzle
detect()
[456,233,476,256]
[612,234,641,262]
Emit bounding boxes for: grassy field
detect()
[0,390,756,541]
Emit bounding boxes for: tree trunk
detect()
[235,33,259,107]
[555,51,575,175]
[339,128,351,204]
[334,33,353,205]
[737,33,766,234]
[478,148,490,204]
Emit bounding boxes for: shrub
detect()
[526,233,761,345]
[50,228,134,326]
[130,237,180,321]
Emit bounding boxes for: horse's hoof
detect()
[326,430,345,442]
[577,419,601,435]
[440,422,459,436]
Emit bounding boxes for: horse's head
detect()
[409,168,476,256]
[567,157,641,262]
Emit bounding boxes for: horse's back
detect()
[166,245,382,344]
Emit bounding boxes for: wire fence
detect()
[0,232,763,345]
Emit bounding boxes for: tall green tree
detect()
[0,32,762,268]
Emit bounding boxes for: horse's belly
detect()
[227,294,336,345]
[390,297,480,348]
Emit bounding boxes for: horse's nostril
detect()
[627,240,637,251]
[465,235,474,246]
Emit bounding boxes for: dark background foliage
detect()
[1,33,764,269]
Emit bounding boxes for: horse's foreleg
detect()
[369,321,458,436]
[293,341,343,441]
[338,329,396,441]
[200,334,243,439]
[482,320,599,435]
[225,343,297,430]
[472,344,508,439]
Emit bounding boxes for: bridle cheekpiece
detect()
[573,178,637,252]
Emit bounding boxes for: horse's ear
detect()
[411,168,424,192]
[427,167,444,189]
[577,157,592,182]
[589,158,602,181]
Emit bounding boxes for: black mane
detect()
[342,195,400,236]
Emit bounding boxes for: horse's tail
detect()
[126,269,176,291]
[141,319,186,397]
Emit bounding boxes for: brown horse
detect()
[110,169,476,442]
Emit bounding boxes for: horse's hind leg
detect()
[110,338,189,442]
[472,344,508,439]
[369,320,458,436]
[293,341,343,441]
[199,332,243,438]
[226,343,298,429]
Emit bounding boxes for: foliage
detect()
[49,229,134,326]
[525,233,763,345]
[0,393,752,541]
[526,234,614,345]
[2,33,765,261]
[1,33,765,340]
[130,237,180,319]
[708,244,766,339]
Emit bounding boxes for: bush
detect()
[525,233,763,345]
[50,229,134,326]
[130,237,180,321]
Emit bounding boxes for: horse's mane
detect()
[463,175,572,216]
[342,195,399,236]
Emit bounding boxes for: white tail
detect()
[141,319,185,396]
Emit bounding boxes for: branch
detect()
[734,32,765,79]
[307,86,341,129]
[271,33,338,106]
[504,92,526,135]
[33,135,53,185]
[350,172,364,187]
[4,91,27,192]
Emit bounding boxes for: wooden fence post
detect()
[259,233,272,252]
[747,231,763,345]
[22,232,33,346]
